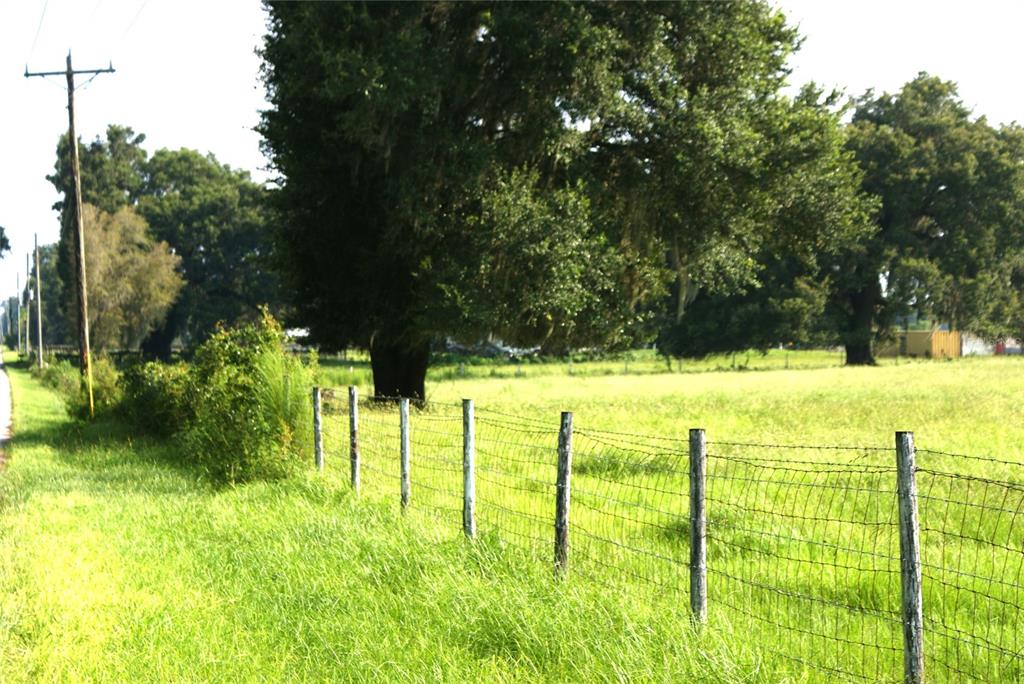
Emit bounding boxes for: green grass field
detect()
[2,353,1022,682]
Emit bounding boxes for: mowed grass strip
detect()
[0,359,748,683]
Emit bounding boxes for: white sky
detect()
[1,0,1022,298]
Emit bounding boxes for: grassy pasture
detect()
[316,347,851,389]
[1,353,1022,682]
[318,355,1023,682]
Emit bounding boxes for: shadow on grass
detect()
[10,402,213,497]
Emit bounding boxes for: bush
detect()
[181,313,315,484]
[33,355,122,419]
[120,361,191,436]
[34,358,79,397]
[87,356,124,418]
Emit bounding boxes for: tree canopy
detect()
[47,125,280,355]
[80,204,184,350]
[658,87,876,358]
[137,148,280,357]
[833,74,1024,363]
[259,0,872,397]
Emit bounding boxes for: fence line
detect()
[314,387,1023,683]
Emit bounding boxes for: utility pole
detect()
[16,273,22,356]
[25,252,32,358]
[35,234,44,368]
[26,53,114,418]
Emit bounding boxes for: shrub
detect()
[181,313,315,484]
[35,359,79,397]
[33,355,122,419]
[120,361,191,436]
[88,355,124,417]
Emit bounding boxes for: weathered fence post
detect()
[896,431,925,684]
[349,386,360,494]
[689,428,707,623]
[463,399,476,538]
[312,387,324,472]
[400,398,410,510]
[554,411,573,577]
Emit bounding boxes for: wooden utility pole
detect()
[16,273,21,355]
[25,252,32,358]
[35,234,44,368]
[26,52,114,418]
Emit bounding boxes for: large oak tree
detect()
[836,75,1024,364]
[260,1,870,397]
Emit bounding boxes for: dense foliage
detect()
[120,313,315,483]
[80,203,184,350]
[658,87,876,358]
[47,126,281,355]
[119,361,191,437]
[32,354,122,420]
[833,75,1024,363]
[179,314,313,482]
[259,1,872,396]
[137,148,282,357]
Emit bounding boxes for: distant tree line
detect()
[44,125,282,357]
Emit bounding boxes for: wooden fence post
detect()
[312,387,323,472]
[463,399,476,538]
[896,431,925,684]
[400,398,410,510]
[555,411,573,576]
[689,428,707,623]
[349,386,360,494]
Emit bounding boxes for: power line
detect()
[120,0,151,42]
[28,0,50,62]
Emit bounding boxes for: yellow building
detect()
[876,330,962,359]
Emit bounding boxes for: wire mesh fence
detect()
[315,388,1022,683]
[914,449,1024,682]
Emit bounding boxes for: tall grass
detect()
[2,353,1022,682]
[0,358,740,682]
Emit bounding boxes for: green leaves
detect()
[137,148,279,348]
[259,2,830,363]
[438,168,626,349]
[47,126,281,353]
[836,73,1024,357]
[80,203,184,351]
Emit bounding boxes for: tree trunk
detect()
[141,300,183,361]
[844,283,878,366]
[369,337,430,400]
[844,338,874,365]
